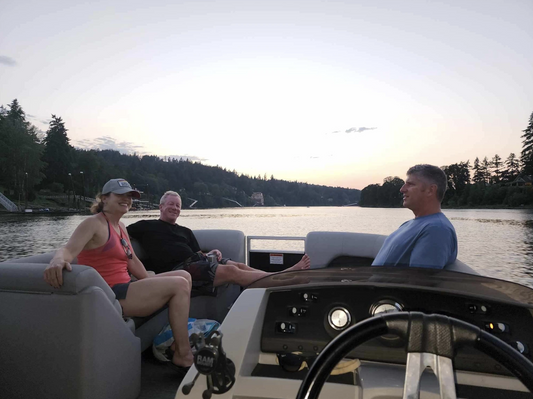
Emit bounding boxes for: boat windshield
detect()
[247,266,533,307]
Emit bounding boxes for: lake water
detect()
[2,207,533,288]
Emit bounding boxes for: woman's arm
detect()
[44,217,99,288]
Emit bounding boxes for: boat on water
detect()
[1,230,533,399]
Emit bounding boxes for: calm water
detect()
[2,207,533,288]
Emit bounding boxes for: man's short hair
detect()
[407,164,448,202]
[160,191,181,205]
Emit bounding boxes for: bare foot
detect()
[285,254,311,271]
[173,350,194,368]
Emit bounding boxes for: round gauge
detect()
[370,300,403,317]
[328,307,352,331]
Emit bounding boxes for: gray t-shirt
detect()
[372,212,457,269]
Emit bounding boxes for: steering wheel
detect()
[296,312,533,399]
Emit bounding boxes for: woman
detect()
[44,178,193,373]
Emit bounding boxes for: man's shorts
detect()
[171,253,230,296]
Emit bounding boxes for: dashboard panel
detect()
[260,284,533,376]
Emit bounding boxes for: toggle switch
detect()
[485,322,509,333]
[289,307,307,317]
[276,322,296,334]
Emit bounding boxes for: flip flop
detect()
[166,362,191,378]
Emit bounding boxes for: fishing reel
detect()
[182,330,236,399]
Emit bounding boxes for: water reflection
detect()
[451,217,533,227]
[2,207,533,288]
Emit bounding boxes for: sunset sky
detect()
[1,0,532,189]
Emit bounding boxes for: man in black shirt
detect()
[128,191,310,289]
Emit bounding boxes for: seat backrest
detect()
[131,229,246,264]
[305,231,477,274]
[193,229,246,263]
[305,231,387,269]
[0,262,140,399]
[443,258,479,275]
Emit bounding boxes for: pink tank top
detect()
[77,213,131,287]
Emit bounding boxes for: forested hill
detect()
[0,99,360,208]
[67,150,360,207]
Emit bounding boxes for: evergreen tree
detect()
[0,99,44,197]
[504,153,520,182]
[521,112,533,175]
[491,154,502,184]
[442,161,470,204]
[482,156,491,184]
[6,99,25,120]
[472,157,485,184]
[41,115,73,189]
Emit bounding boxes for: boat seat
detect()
[0,228,245,399]
[304,231,478,274]
[305,231,387,269]
[129,229,244,348]
[0,262,141,399]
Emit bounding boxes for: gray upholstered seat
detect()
[304,231,477,274]
[0,229,244,399]
[0,263,140,399]
[305,231,387,269]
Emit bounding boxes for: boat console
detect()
[177,267,533,398]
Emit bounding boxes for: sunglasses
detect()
[276,352,317,372]
[120,238,133,259]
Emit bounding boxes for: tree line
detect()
[359,112,533,208]
[0,99,360,209]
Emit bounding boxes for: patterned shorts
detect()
[172,253,229,296]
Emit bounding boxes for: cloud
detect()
[344,127,377,133]
[73,136,148,155]
[27,114,51,125]
[71,137,207,162]
[0,55,17,66]
[330,127,377,134]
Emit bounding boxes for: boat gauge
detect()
[328,307,352,331]
[370,300,405,345]
[370,300,404,317]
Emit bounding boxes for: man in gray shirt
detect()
[372,164,457,269]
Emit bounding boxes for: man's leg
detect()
[120,275,193,368]
[213,264,269,287]
[225,254,310,272]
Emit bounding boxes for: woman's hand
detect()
[44,257,73,288]
[43,216,99,288]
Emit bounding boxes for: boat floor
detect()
[140,350,184,399]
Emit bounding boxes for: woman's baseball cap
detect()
[102,179,141,198]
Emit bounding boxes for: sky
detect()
[1,0,532,190]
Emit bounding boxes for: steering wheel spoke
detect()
[404,353,456,399]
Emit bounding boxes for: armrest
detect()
[0,262,122,315]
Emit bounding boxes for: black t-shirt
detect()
[127,219,201,273]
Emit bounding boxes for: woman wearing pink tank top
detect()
[44,178,193,374]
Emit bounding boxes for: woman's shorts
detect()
[111,282,131,300]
